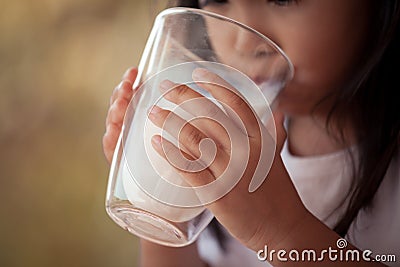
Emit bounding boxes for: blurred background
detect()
[0,0,167,266]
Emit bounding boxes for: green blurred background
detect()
[0,0,166,266]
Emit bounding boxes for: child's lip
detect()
[250,75,272,86]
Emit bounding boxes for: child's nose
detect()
[231,11,275,58]
[234,27,274,58]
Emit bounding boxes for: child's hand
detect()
[148,68,307,251]
[103,67,138,164]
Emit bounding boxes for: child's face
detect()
[201,0,372,116]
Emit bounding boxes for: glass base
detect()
[108,202,194,247]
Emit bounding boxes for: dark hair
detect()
[329,0,400,236]
[170,0,400,245]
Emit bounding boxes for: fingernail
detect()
[117,81,124,89]
[122,68,133,79]
[151,105,162,114]
[159,80,175,92]
[148,106,162,119]
[151,135,162,146]
[192,68,209,80]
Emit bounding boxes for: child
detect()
[103,0,400,266]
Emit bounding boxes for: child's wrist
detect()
[251,156,310,251]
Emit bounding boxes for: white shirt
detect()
[197,142,400,266]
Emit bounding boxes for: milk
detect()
[121,105,205,223]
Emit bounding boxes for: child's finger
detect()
[192,68,259,136]
[122,67,138,81]
[159,80,228,122]
[104,67,138,164]
[159,80,234,149]
[148,106,230,177]
[151,135,216,187]
[110,68,138,105]
[159,80,205,105]
[106,98,129,128]
[117,80,134,101]
[103,122,121,163]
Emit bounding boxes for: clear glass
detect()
[105,7,294,247]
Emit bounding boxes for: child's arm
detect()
[140,240,207,267]
[148,69,390,266]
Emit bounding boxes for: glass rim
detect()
[157,7,294,82]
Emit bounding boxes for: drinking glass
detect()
[105,7,294,247]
